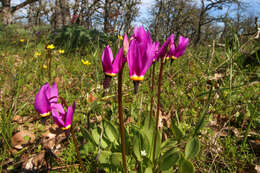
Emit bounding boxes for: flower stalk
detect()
[149,63,156,127]
[47,49,52,82]
[152,56,165,163]
[118,65,127,173]
[71,126,86,173]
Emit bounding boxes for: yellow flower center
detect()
[62,124,71,130]
[105,72,117,77]
[171,56,177,60]
[40,112,51,117]
[130,75,144,81]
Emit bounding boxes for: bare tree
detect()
[0,0,39,24]
[194,0,240,45]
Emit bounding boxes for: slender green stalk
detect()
[152,57,165,163]
[118,65,127,173]
[47,50,52,82]
[71,126,86,173]
[242,105,256,147]
[149,63,156,127]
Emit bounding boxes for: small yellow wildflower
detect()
[81,59,91,66]
[47,44,55,50]
[34,51,41,57]
[43,64,48,69]
[20,39,25,43]
[58,49,65,54]
[118,35,123,40]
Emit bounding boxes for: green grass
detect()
[0,25,259,172]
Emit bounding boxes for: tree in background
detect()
[0,0,39,25]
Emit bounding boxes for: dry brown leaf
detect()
[208,73,224,81]
[125,117,134,125]
[249,140,260,155]
[12,130,35,149]
[87,93,97,103]
[42,124,66,151]
[22,151,47,171]
[158,110,171,129]
[255,165,260,173]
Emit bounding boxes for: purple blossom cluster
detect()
[101,26,189,90]
[34,82,75,130]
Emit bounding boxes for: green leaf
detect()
[92,128,108,149]
[160,139,177,154]
[99,150,112,164]
[80,127,97,146]
[152,128,161,161]
[103,120,119,145]
[158,151,180,171]
[185,137,200,159]
[144,167,153,173]
[193,85,212,136]
[133,133,142,161]
[180,159,194,173]
[171,122,184,140]
[110,152,122,167]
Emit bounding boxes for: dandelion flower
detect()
[20,39,25,43]
[81,59,91,66]
[47,44,55,50]
[43,64,48,69]
[34,51,41,57]
[118,35,123,40]
[58,49,64,54]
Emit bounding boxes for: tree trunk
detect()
[104,0,110,32]
[60,0,70,26]
[1,0,12,25]
[55,0,63,29]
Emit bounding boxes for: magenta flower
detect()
[127,26,158,93]
[34,82,58,117]
[169,36,189,60]
[127,27,157,81]
[101,45,126,88]
[156,34,174,60]
[102,45,124,77]
[51,102,75,130]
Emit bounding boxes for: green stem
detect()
[153,57,165,163]
[118,65,127,173]
[48,50,52,82]
[149,63,156,127]
[242,105,256,147]
[71,126,86,173]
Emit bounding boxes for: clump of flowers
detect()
[34,82,75,130]
[100,25,189,172]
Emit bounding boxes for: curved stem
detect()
[118,65,127,173]
[152,57,165,163]
[149,63,156,127]
[71,126,86,173]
